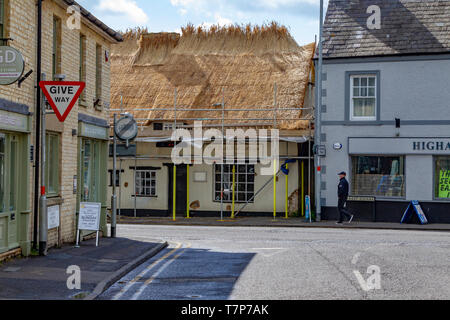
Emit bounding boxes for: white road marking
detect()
[131,243,192,300]
[112,242,182,300]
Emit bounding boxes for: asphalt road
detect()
[99,224,450,300]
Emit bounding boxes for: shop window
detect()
[350,75,377,121]
[351,156,405,198]
[45,133,60,197]
[79,34,87,103]
[135,170,157,197]
[435,157,450,200]
[108,169,124,187]
[52,16,62,80]
[0,133,4,212]
[82,140,101,202]
[214,164,255,203]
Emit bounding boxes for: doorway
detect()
[167,164,187,217]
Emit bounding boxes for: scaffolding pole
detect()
[186,164,190,219]
[173,88,177,221]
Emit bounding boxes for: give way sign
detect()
[39,81,86,122]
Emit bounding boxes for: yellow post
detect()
[186,164,190,219]
[231,165,236,219]
[273,159,277,220]
[173,165,177,221]
[301,161,305,217]
[285,164,289,219]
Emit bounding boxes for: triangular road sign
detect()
[39,81,86,122]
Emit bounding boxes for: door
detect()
[168,164,187,217]
[0,133,19,253]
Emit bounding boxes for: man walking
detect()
[336,171,354,224]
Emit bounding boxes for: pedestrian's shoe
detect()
[347,215,354,224]
[336,221,343,225]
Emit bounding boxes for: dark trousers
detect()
[337,198,352,222]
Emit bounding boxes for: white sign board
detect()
[48,205,60,230]
[78,202,101,231]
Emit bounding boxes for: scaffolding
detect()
[110,84,314,223]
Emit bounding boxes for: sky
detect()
[77,0,329,46]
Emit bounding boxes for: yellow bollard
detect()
[173,165,177,221]
[232,165,236,219]
[285,164,289,219]
[273,159,277,220]
[186,164,190,219]
[301,161,305,217]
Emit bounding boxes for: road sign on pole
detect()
[39,81,85,122]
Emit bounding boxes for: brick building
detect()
[0,0,121,258]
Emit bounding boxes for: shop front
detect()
[344,137,450,223]
[77,115,109,236]
[0,106,31,255]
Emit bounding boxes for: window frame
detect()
[0,0,5,41]
[213,164,255,203]
[434,156,450,201]
[79,34,87,104]
[350,155,406,200]
[135,170,157,198]
[95,43,103,102]
[52,15,62,80]
[350,74,377,121]
[45,132,60,198]
[345,71,381,122]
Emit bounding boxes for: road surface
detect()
[99,224,450,300]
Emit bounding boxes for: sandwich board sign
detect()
[76,202,101,247]
[39,81,85,122]
[401,200,429,225]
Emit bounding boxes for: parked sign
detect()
[401,200,428,225]
[39,81,85,122]
[76,202,102,247]
[0,46,25,85]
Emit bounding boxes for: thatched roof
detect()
[110,23,315,131]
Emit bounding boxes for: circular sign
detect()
[333,142,343,150]
[115,115,138,142]
[0,46,25,85]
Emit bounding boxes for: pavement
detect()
[115,216,450,232]
[0,237,167,300]
[101,224,450,300]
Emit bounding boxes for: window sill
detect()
[132,195,158,198]
[79,100,89,108]
[46,196,64,206]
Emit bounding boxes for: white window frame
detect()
[213,164,255,203]
[163,122,184,131]
[135,170,157,197]
[350,74,377,121]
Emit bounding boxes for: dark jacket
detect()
[338,178,349,199]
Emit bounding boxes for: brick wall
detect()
[0,0,115,249]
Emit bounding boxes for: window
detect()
[0,133,4,212]
[45,133,60,197]
[351,156,405,198]
[82,140,101,202]
[350,75,377,121]
[214,164,255,203]
[95,44,102,102]
[52,16,62,80]
[135,170,157,197]
[108,169,124,187]
[79,34,87,103]
[163,123,184,131]
[435,157,450,200]
[0,0,5,42]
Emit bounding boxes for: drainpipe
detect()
[33,0,42,251]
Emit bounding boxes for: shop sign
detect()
[0,110,28,132]
[48,205,60,230]
[349,138,450,155]
[438,170,450,199]
[0,46,25,85]
[80,122,109,140]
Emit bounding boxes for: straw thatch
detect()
[110,23,315,131]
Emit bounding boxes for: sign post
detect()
[76,202,102,247]
[39,81,85,122]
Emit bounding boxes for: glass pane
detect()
[353,78,360,87]
[369,77,376,86]
[361,77,367,86]
[368,88,375,97]
[353,98,376,117]
[361,88,367,97]
[9,141,16,211]
[82,141,91,201]
[0,134,4,213]
[352,156,405,197]
[353,88,359,97]
[436,157,450,199]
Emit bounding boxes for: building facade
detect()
[0,0,121,257]
[317,0,450,223]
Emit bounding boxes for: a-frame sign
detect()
[401,200,429,225]
[39,81,86,122]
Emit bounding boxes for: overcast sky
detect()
[77,0,329,46]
